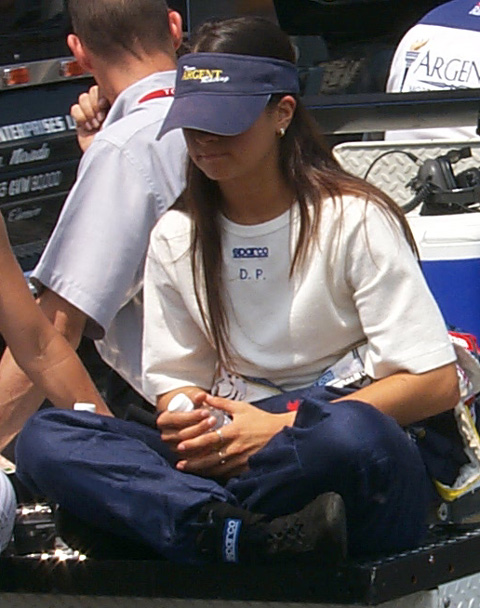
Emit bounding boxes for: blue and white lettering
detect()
[414,51,480,87]
[223,518,242,563]
[232,247,269,259]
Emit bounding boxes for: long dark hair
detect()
[184,16,417,367]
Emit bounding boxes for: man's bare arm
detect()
[0,286,111,452]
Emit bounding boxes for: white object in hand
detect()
[167,393,231,429]
[168,393,194,412]
[74,402,96,413]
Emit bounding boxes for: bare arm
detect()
[334,362,460,426]
[0,219,110,449]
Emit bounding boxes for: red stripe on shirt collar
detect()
[138,88,175,103]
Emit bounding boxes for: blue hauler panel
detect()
[421,257,480,339]
[408,212,480,343]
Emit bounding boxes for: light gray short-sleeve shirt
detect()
[32,71,187,403]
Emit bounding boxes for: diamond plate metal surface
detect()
[438,572,480,608]
[332,140,480,208]
[0,593,437,608]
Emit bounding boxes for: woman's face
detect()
[183,97,295,185]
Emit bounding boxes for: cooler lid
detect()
[409,214,480,261]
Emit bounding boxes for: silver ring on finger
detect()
[218,450,226,465]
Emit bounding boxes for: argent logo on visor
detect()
[182,66,230,84]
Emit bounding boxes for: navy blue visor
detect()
[158,52,300,138]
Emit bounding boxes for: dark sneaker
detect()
[196,492,347,564]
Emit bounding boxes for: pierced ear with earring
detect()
[278,127,286,138]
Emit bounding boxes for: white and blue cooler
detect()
[408,214,480,340]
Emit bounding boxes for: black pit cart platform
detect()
[1,525,480,607]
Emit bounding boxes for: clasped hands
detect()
[156,392,296,479]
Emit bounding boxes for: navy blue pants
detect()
[15,394,430,563]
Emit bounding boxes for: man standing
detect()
[0,0,187,448]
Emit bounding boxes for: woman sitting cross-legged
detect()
[14,17,459,564]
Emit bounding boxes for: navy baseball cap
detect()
[158,52,300,138]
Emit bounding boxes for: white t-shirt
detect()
[386,0,480,140]
[142,196,456,402]
[32,72,187,403]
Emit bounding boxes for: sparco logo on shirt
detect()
[223,518,241,563]
[232,247,269,259]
